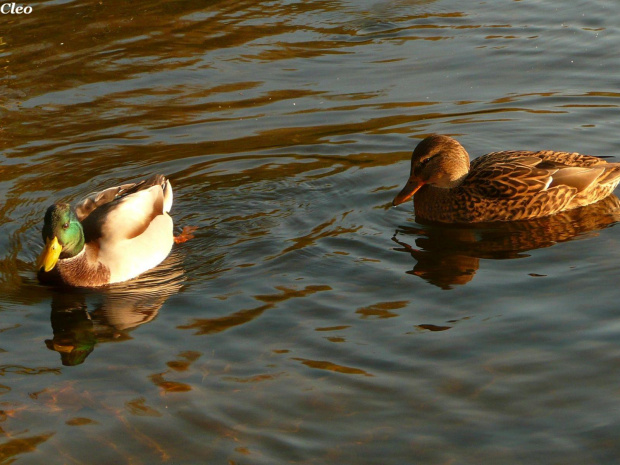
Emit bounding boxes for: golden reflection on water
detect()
[0,433,55,464]
[178,285,331,335]
[356,300,408,319]
[292,358,373,377]
[3,0,620,463]
[394,195,620,289]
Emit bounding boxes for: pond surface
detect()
[2,0,620,463]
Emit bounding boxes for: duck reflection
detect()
[46,254,184,366]
[393,195,620,289]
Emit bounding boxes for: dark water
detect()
[2,0,620,463]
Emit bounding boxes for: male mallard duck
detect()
[392,135,620,223]
[37,174,174,287]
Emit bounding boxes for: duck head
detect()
[392,135,471,206]
[37,204,85,272]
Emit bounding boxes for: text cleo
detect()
[1,3,32,14]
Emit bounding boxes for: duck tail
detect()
[597,163,620,186]
[137,175,173,212]
[162,179,173,213]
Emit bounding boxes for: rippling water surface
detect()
[3,0,620,463]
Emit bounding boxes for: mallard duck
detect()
[392,135,620,223]
[37,174,174,287]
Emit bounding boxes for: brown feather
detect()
[395,135,620,223]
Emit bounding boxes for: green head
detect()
[37,203,85,272]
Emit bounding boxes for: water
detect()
[2,0,620,463]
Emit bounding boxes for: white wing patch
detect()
[549,167,604,193]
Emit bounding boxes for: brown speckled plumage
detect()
[393,135,620,223]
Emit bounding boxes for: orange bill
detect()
[392,176,425,206]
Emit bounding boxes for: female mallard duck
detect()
[392,135,620,223]
[37,174,174,287]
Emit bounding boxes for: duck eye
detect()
[419,157,431,166]
[62,222,70,229]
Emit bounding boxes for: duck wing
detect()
[75,182,137,222]
[471,150,604,170]
[80,175,172,242]
[464,158,555,199]
[465,150,616,199]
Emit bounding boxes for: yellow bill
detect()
[37,236,62,272]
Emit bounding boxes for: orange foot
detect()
[174,226,198,244]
